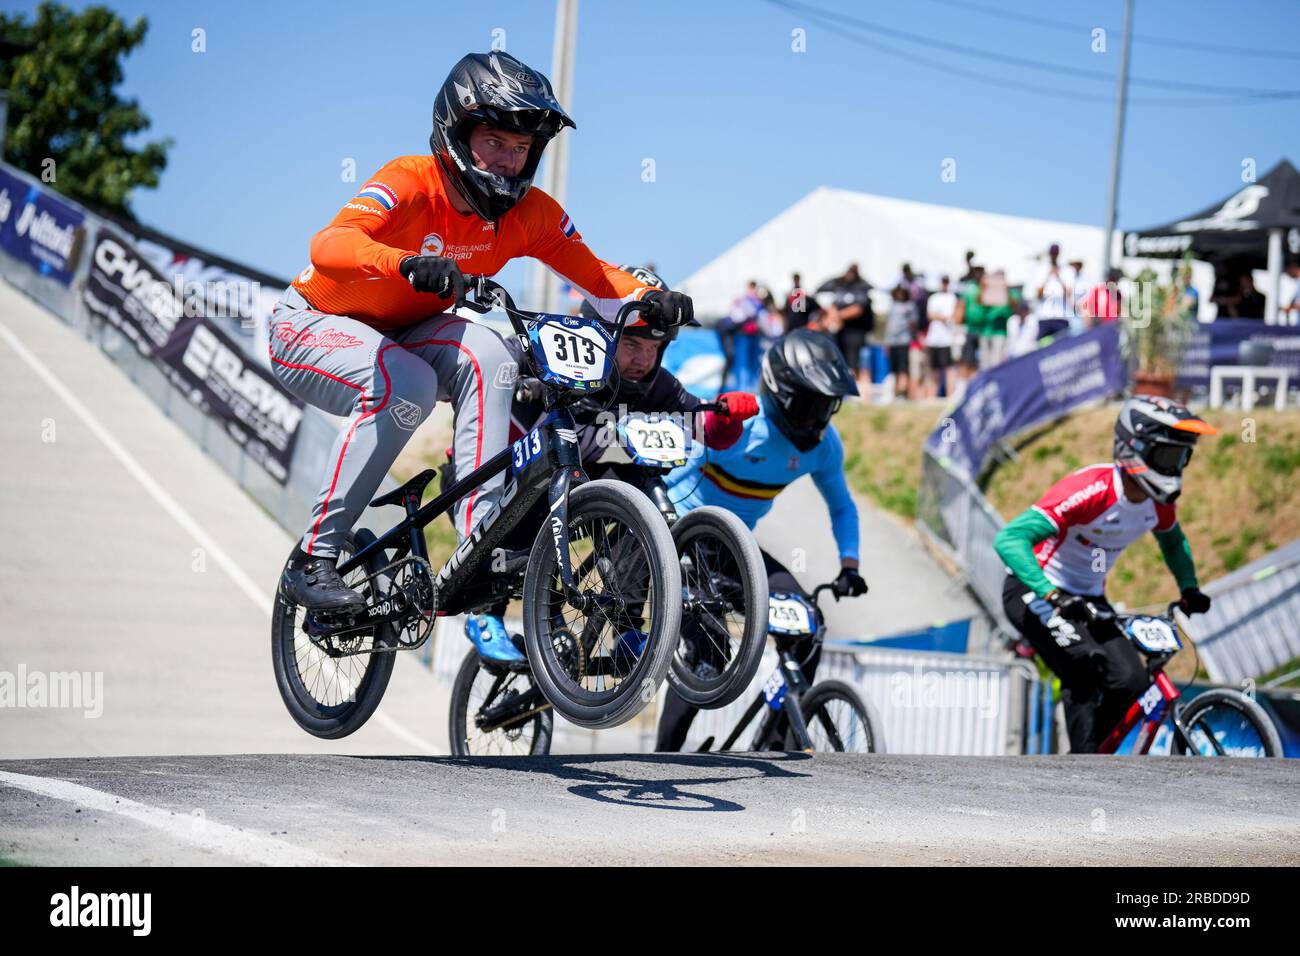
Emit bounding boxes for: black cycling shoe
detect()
[280,548,366,614]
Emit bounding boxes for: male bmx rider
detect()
[993,396,1216,753]
[656,329,869,751]
[270,52,692,662]
[462,264,760,662]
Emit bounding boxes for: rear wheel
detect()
[448,649,553,756]
[522,479,681,729]
[668,507,769,710]
[787,680,877,753]
[271,529,398,739]
[1171,688,1281,757]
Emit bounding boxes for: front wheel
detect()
[669,506,769,709]
[1171,688,1282,757]
[787,680,877,753]
[448,649,553,756]
[522,479,681,729]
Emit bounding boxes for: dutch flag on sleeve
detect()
[357,182,399,211]
[559,212,577,238]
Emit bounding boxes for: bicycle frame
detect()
[1089,605,1211,755]
[338,409,584,618]
[337,277,646,622]
[1096,668,1184,755]
[709,643,815,752]
[707,584,836,753]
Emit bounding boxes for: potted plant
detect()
[1125,262,1192,397]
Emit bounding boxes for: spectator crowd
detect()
[716,241,1204,403]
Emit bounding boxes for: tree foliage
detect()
[0,2,171,218]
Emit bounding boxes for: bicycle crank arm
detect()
[476,697,553,733]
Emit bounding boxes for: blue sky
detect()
[7,0,1298,290]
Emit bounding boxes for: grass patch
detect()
[837,402,944,521]
[1258,656,1300,689]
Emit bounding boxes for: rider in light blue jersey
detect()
[656,328,868,750]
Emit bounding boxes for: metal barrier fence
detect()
[680,644,1045,755]
[916,447,1015,637]
[1193,538,1300,684]
[422,615,1047,756]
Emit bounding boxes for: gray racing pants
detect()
[269,285,516,558]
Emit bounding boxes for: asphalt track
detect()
[2,753,1298,865]
[3,279,1297,867]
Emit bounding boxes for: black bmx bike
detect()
[272,278,683,736]
[449,403,770,756]
[697,582,878,753]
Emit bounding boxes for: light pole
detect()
[530,0,578,313]
[1101,0,1133,281]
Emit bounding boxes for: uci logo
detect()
[420,233,445,256]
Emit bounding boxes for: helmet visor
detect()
[783,392,841,430]
[1149,443,1193,476]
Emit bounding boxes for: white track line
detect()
[0,770,355,866]
[0,315,437,754]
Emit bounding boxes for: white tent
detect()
[676,186,1213,321]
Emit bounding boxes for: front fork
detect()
[547,411,589,610]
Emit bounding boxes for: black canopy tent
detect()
[1124,159,1300,321]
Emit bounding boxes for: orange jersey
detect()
[292,155,645,330]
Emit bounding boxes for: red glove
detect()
[703,392,757,450]
[716,391,758,421]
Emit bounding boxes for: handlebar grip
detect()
[1084,600,1115,623]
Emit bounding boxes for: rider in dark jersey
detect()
[462,265,758,661]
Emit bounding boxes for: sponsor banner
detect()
[926,323,1125,478]
[1176,319,1300,391]
[93,206,290,362]
[156,318,304,484]
[0,167,86,285]
[82,224,303,483]
[82,224,187,358]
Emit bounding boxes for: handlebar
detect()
[462,276,655,408]
[461,275,650,342]
[1073,597,1185,624]
[811,582,838,608]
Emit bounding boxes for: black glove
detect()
[1047,590,1092,622]
[514,376,545,406]
[642,289,694,327]
[1179,587,1212,615]
[833,567,868,598]
[399,255,466,305]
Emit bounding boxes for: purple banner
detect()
[0,168,86,286]
[1177,319,1300,391]
[926,323,1125,478]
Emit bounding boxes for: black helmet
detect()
[760,329,859,452]
[431,52,575,222]
[1113,395,1216,504]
